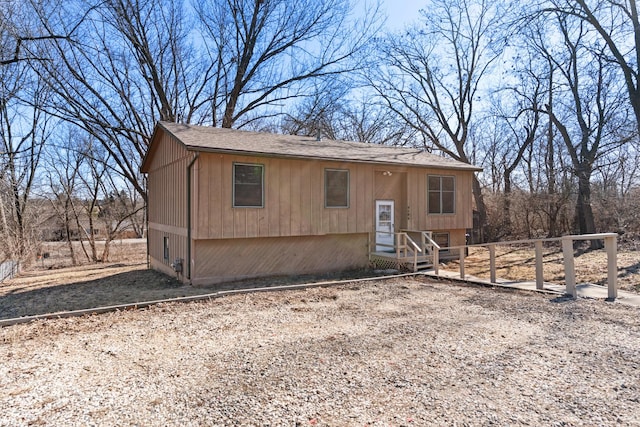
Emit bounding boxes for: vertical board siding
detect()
[148,227,188,281]
[193,153,475,239]
[144,128,191,282]
[279,161,291,235]
[420,169,474,231]
[145,131,477,285]
[146,131,190,229]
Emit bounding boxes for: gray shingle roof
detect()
[154,121,481,171]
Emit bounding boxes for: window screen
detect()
[325,169,349,208]
[428,175,455,214]
[233,163,264,207]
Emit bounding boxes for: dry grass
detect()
[1,240,190,320]
[2,239,639,322]
[0,240,377,321]
[36,238,148,269]
[442,244,640,292]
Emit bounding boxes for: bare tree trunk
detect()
[63,207,77,266]
[472,176,487,243]
[545,71,560,238]
[575,168,602,249]
[503,171,512,237]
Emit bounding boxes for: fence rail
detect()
[0,260,19,283]
[440,233,618,300]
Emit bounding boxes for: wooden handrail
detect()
[421,232,440,275]
[373,232,422,271]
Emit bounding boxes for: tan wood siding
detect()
[144,127,477,284]
[193,153,475,239]
[145,130,191,230]
[148,226,188,282]
[192,233,369,285]
[418,169,474,231]
[374,170,407,230]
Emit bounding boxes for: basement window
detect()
[428,175,455,214]
[433,232,450,254]
[163,236,169,261]
[325,169,349,208]
[233,163,264,208]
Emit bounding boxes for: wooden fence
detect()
[439,233,618,300]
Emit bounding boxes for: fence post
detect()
[562,236,576,298]
[605,235,617,300]
[459,248,465,279]
[488,244,496,284]
[535,240,544,290]
[433,248,439,276]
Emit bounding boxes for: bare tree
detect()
[30,0,205,202]
[42,127,86,265]
[0,0,72,66]
[544,0,640,137]
[338,99,417,146]
[280,81,350,140]
[488,64,543,237]
[28,0,382,205]
[371,0,507,241]
[195,0,382,129]
[0,49,52,261]
[530,11,629,247]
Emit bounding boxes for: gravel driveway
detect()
[1,277,639,426]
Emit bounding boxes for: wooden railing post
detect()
[562,236,576,298]
[488,244,496,284]
[605,235,617,300]
[459,248,465,279]
[535,240,544,290]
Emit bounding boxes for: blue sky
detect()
[382,0,424,30]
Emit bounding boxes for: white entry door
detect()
[375,200,395,252]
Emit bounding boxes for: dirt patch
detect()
[0,277,638,425]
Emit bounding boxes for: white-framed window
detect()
[325,169,349,208]
[428,175,455,214]
[233,163,264,208]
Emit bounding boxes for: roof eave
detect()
[183,144,482,171]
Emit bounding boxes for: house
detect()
[140,122,481,285]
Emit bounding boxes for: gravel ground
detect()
[1,277,639,426]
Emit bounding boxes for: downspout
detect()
[186,153,199,282]
[144,176,150,270]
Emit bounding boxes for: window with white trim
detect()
[233,163,264,207]
[428,175,455,214]
[325,169,349,208]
